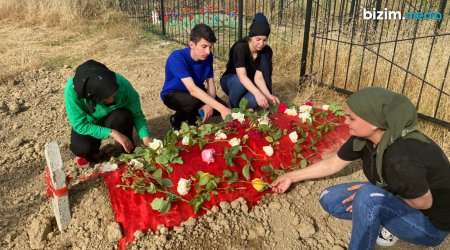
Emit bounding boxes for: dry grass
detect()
[0,0,142,83]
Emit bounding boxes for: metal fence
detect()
[119,0,449,127]
[301,0,450,127]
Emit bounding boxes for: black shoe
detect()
[169,115,180,131]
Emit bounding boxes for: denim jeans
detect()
[319,182,449,250]
[220,74,258,109]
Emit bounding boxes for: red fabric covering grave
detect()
[102,108,350,250]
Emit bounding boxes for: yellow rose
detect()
[252,178,269,192]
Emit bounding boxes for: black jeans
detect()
[70,108,134,161]
[163,91,228,128]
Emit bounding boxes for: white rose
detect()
[129,159,144,169]
[262,145,274,157]
[284,108,297,116]
[228,137,241,147]
[289,131,298,143]
[149,139,163,151]
[299,105,313,113]
[231,112,246,123]
[177,178,191,196]
[182,136,190,145]
[298,112,312,123]
[214,131,227,140]
[322,104,330,111]
[258,114,270,126]
[173,130,180,136]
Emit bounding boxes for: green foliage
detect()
[329,103,345,116]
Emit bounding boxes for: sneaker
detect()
[376,227,398,247]
[169,115,180,131]
[76,157,90,168]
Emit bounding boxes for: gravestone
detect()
[44,141,71,232]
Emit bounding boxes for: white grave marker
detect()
[44,141,71,232]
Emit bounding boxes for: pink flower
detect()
[201,149,215,164]
[305,101,314,107]
[278,103,288,113]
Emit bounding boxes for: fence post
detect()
[238,0,244,39]
[374,0,382,31]
[160,0,166,36]
[436,0,447,31]
[349,0,357,22]
[278,0,284,25]
[300,0,313,80]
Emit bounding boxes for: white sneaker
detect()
[376,227,399,247]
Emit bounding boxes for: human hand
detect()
[142,136,151,147]
[199,105,214,122]
[220,107,232,120]
[255,92,269,109]
[270,174,293,193]
[343,184,365,212]
[267,94,280,106]
[110,129,134,153]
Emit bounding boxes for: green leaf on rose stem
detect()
[150,197,171,214]
[228,172,239,184]
[294,144,301,153]
[172,156,183,164]
[261,165,274,173]
[243,164,251,180]
[241,135,248,144]
[223,170,232,178]
[297,152,304,159]
[211,190,218,195]
[143,161,156,172]
[274,169,285,176]
[158,178,173,188]
[166,165,173,174]
[198,175,210,186]
[152,168,163,180]
[300,159,308,168]
[298,138,305,144]
[180,122,190,133]
[291,158,297,163]
[155,154,169,165]
[146,183,157,194]
[272,130,282,141]
[283,129,288,135]
[240,153,248,161]
[259,124,270,133]
[239,97,249,111]
[265,136,274,142]
[198,138,208,149]
[202,192,211,201]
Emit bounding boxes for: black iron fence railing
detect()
[118,0,449,128]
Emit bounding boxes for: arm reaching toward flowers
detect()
[270,154,351,193]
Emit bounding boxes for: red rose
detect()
[278,103,288,113]
[305,102,314,107]
[248,129,262,141]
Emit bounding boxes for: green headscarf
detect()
[347,87,429,188]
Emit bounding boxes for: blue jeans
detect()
[319,182,448,250]
[220,74,258,109]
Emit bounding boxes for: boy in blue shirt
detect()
[161,24,231,130]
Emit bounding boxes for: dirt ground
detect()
[0,21,449,250]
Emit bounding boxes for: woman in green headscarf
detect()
[271,87,450,250]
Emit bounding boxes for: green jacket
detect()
[64,72,149,140]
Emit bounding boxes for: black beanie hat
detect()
[249,13,270,37]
